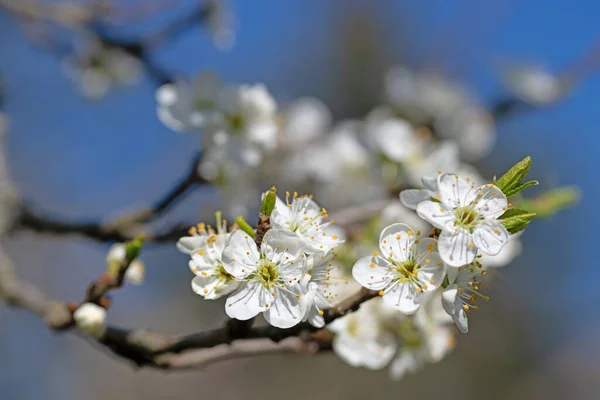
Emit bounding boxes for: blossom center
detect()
[390,257,418,281]
[226,114,245,132]
[215,263,233,282]
[454,206,480,230]
[253,259,281,288]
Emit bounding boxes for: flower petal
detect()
[352,256,392,290]
[473,220,509,256]
[262,229,304,263]
[454,308,469,333]
[225,282,270,320]
[222,230,260,278]
[438,228,477,267]
[176,235,207,254]
[382,282,422,314]
[400,189,431,210]
[416,200,455,230]
[473,184,508,219]
[191,276,238,300]
[379,223,415,262]
[264,285,305,328]
[441,285,459,316]
[437,173,476,208]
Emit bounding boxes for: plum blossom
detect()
[417,173,510,267]
[222,229,307,328]
[178,216,239,300]
[105,243,145,285]
[329,299,397,370]
[352,223,446,314]
[441,261,489,333]
[301,250,349,328]
[270,192,343,254]
[390,292,455,380]
[73,303,107,338]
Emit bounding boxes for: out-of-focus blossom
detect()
[390,292,455,380]
[329,299,398,370]
[73,303,107,338]
[501,64,569,106]
[106,243,146,285]
[63,40,142,99]
[353,223,445,314]
[205,0,236,50]
[281,97,332,145]
[156,72,223,132]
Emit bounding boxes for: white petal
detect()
[379,223,415,262]
[352,256,392,290]
[176,235,207,254]
[222,230,260,278]
[382,282,422,314]
[416,200,455,230]
[400,189,431,210]
[389,350,420,381]
[225,282,270,320]
[473,220,509,256]
[438,228,477,267]
[454,308,469,333]
[264,285,305,328]
[262,229,304,263]
[191,276,238,300]
[421,176,438,192]
[361,334,398,370]
[446,266,460,283]
[441,285,459,316]
[473,184,508,219]
[437,173,476,208]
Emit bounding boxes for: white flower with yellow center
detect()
[329,299,397,370]
[301,251,349,328]
[222,229,307,328]
[270,192,343,254]
[352,223,446,314]
[178,214,239,299]
[417,173,510,267]
[441,261,489,333]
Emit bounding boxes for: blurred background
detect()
[0,0,597,399]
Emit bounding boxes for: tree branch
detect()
[15,152,208,243]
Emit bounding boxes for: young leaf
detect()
[496,156,533,197]
[504,180,539,198]
[499,209,536,234]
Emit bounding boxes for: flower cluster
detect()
[178,191,347,328]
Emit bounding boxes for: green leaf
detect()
[260,187,277,217]
[496,156,533,197]
[499,209,536,234]
[234,216,256,238]
[504,180,539,198]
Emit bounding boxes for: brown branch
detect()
[15,152,209,243]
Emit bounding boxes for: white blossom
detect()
[105,243,145,285]
[501,64,568,106]
[390,292,455,380]
[282,97,332,145]
[301,251,348,328]
[442,261,489,333]
[222,229,307,328]
[124,260,145,285]
[329,299,397,370]
[63,40,142,99]
[73,303,107,338]
[479,232,523,268]
[156,71,223,133]
[270,192,343,254]
[417,173,509,267]
[181,217,239,300]
[352,223,445,314]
